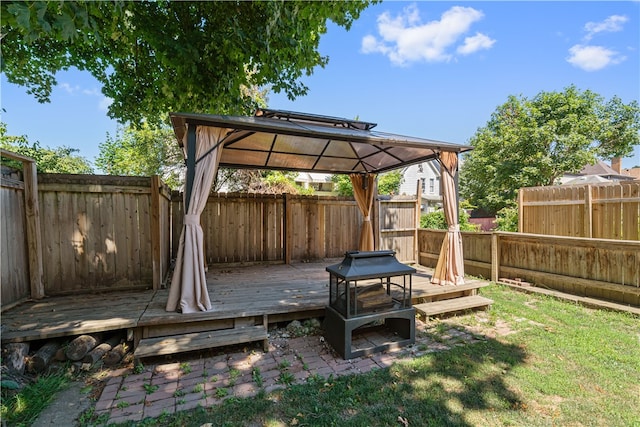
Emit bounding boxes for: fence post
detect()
[584,185,593,238]
[284,193,291,264]
[518,188,524,233]
[150,175,161,290]
[491,232,500,283]
[23,159,45,299]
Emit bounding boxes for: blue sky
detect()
[2,1,639,171]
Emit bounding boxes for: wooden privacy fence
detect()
[377,196,420,263]
[1,150,43,307]
[1,171,172,308]
[1,171,30,306]
[285,194,362,262]
[6,164,635,308]
[172,193,365,264]
[519,181,640,240]
[37,174,172,295]
[419,229,493,279]
[3,170,418,308]
[171,193,422,265]
[419,229,640,306]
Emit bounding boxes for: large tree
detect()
[460,85,639,214]
[1,0,374,125]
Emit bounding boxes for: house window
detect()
[420,178,426,193]
[429,178,435,193]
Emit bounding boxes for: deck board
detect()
[414,295,493,317]
[138,261,333,326]
[1,289,151,342]
[134,325,268,359]
[2,260,483,344]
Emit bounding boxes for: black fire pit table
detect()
[324,250,416,359]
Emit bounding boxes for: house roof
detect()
[170,109,472,174]
[580,160,618,176]
[578,160,634,181]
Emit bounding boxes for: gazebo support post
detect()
[454,154,460,214]
[184,124,197,212]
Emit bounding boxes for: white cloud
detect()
[566,44,626,71]
[59,83,80,94]
[457,33,496,55]
[565,15,628,72]
[98,96,113,112]
[361,4,494,66]
[59,83,112,112]
[82,88,101,96]
[584,15,628,41]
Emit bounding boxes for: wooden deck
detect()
[1,260,490,359]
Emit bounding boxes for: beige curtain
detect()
[431,151,465,286]
[166,126,225,313]
[350,173,376,251]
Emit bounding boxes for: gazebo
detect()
[167,109,472,313]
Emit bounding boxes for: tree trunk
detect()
[29,341,61,373]
[65,334,101,361]
[3,343,30,374]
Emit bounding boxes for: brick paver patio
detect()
[94,318,483,424]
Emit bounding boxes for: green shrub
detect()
[495,206,518,231]
[420,208,479,231]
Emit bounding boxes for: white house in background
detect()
[398,160,442,213]
[295,172,335,195]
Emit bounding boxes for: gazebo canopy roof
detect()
[170,109,472,174]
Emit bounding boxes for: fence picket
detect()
[520,182,639,240]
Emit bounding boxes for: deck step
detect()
[414,295,493,318]
[411,280,490,304]
[134,325,268,360]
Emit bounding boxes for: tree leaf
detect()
[7,3,31,30]
[56,12,77,41]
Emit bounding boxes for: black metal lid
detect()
[326,250,415,280]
